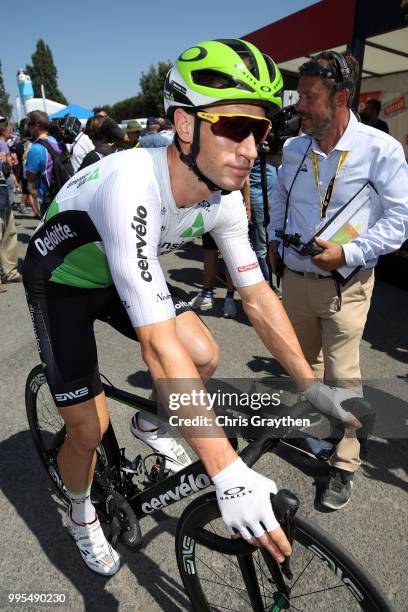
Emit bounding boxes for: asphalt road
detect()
[0,210,407,611]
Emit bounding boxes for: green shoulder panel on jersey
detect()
[45,199,59,221]
[50,242,113,288]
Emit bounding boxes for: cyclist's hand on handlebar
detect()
[212,458,291,563]
[303,382,362,429]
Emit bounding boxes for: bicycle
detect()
[25,364,393,611]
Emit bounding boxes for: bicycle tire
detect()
[25,365,142,548]
[175,492,393,612]
[25,365,70,503]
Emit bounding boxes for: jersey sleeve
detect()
[210,191,264,288]
[88,165,176,327]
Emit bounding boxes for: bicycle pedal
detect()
[121,453,143,474]
[143,454,167,485]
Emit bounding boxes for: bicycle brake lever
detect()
[271,489,300,579]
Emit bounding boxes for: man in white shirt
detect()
[69,130,95,172]
[268,50,408,510]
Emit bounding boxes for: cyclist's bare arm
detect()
[238,280,315,384]
[136,318,291,562]
[136,318,237,477]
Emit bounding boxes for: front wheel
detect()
[175,492,393,612]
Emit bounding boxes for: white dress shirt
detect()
[68,132,95,172]
[268,111,408,274]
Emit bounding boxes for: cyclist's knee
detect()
[192,336,219,380]
[66,417,107,452]
[60,395,109,452]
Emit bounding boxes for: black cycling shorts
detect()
[25,282,192,407]
[202,232,218,250]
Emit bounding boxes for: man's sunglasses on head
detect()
[299,60,337,81]
[196,111,271,145]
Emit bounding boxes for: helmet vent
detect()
[191,69,254,92]
[262,54,277,85]
[215,39,259,80]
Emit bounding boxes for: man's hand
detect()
[311,237,346,271]
[303,382,362,429]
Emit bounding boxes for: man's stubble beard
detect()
[302,102,335,139]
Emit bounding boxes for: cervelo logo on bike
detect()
[131,205,152,282]
[142,473,210,514]
[34,223,75,256]
[55,387,89,402]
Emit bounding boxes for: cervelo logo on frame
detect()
[142,473,210,514]
[34,223,75,256]
[55,387,89,402]
[131,205,152,282]
[237,262,259,272]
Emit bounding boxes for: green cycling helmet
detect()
[164,38,283,116]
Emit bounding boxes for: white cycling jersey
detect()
[28,147,263,327]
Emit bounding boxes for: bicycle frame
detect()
[100,380,312,523]
[101,381,237,521]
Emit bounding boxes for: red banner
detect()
[384,96,406,116]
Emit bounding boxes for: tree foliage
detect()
[94,60,172,121]
[139,61,172,117]
[95,95,146,123]
[26,39,68,105]
[0,60,12,118]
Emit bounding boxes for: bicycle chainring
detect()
[105,490,142,548]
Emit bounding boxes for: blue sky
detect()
[2,0,317,114]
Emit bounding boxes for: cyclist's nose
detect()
[237,132,258,161]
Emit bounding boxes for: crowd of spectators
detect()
[0,109,175,294]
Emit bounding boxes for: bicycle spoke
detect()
[199,577,248,593]
[288,552,315,591]
[254,552,276,598]
[206,522,241,572]
[195,554,251,606]
[256,552,267,607]
[208,603,248,612]
[290,583,350,599]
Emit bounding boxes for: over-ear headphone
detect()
[327,51,353,91]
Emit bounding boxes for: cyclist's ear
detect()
[173,108,194,145]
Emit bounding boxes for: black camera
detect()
[262,105,301,154]
[50,115,81,144]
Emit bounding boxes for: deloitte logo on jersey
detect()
[179,212,205,238]
[34,223,75,256]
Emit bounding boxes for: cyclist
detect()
[23,39,360,576]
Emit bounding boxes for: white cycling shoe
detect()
[67,507,120,576]
[130,412,192,473]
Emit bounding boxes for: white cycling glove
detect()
[212,458,279,540]
[303,382,361,425]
